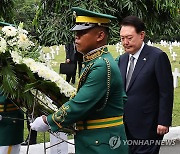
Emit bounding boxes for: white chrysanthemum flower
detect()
[17,33,31,49]
[18,28,28,35]
[2,26,17,37]
[50,72,60,82]
[11,51,77,97]
[7,37,18,46]
[29,41,35,46]
[0,37,7,53]
[56,79,77,97]
[38,69,47,78]
[28,62,40,73]
[18,33,28,41]
[43,71,52,80]
[23,58,35,67]
[10,50,23,64]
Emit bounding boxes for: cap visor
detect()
[71,24,95,31]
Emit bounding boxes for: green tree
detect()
[0,0,39,31]
[0,0,14,22]
[33,0,180,45]
[12,0,39,30]
[3,0,178,45]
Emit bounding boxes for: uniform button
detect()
[95,140,99,144]
[82,64,85,68]
[13,120,16,123]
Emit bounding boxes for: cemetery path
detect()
[20,140,75,154]
[20,141,180,154]
[20,127,180,154]
[20,140,180,154]
[160,141,180,154]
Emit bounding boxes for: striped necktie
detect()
[126,56,135,91]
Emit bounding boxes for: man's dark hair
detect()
[120,16,146,33]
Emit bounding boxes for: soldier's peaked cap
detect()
[71,7,117,31]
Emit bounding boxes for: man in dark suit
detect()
[117,16,174,154]
[65,42,83,84]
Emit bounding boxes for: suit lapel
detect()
[127,45,148,91]
[119,53,129,89]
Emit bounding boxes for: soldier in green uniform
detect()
[0,92,24,154]
[31,7,128,154]
[0,21,24,154]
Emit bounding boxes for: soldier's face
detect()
[120,25,145,55]
[75,28,99,54]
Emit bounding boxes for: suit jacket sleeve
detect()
[155,52,174,126]
[65,44,70,60]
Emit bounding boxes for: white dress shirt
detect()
[126,42,145,77]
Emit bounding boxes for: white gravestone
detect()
[116,43,120,53]
[172,40,180,47]
[147,40,154,46]
[172,68,180,88]
[171,52,177,61]
[147,40,152,46]
[39,50,45,61]
[169,45,173,54]
[50,51,55,60]
[46,53,51,67]
[46,53,51,60]
[50,132,68,154]
[160,40,163,46]
[50,47,55,60]
[119,47,124,55]
[160,40,167,47]
[56,46,60,55]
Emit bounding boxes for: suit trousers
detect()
[125,124,163,154]
[26,115,37,144]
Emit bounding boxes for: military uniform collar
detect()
[83,45,108,62]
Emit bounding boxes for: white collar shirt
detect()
[126,42,145,77]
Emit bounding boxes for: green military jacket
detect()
[48,46,128,154]
[0,93,24,146]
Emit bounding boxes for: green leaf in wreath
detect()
[15,63,36,81]
[24,81,41,93]
[0,60,18,99]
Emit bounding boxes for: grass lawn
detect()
[24,44,180,143]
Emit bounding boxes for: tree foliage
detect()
[0,0,14,22]
[12,0,39,30]
[32,0,180,45]
[1,0,180,45]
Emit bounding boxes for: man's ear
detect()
[97,31,105,42]
[140,31,145,40]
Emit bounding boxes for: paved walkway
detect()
[20,140,75,154]
[20,126,180,154]
[160,141,180,154]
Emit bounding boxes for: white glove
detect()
[30,116,50,132]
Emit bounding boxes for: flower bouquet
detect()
[0,24,76,133]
